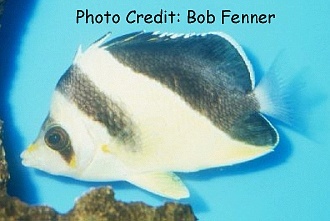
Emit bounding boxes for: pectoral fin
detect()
[126,172,189,199]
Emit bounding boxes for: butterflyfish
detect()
[21,31,289,199]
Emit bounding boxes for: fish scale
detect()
[21,31,285,199]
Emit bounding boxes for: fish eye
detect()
[44,126,70,151]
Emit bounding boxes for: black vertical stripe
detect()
[56,65,136,145]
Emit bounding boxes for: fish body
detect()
[21,31,282,199]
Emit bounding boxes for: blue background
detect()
[0,0,329,220]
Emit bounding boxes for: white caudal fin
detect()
[254,52,304,127]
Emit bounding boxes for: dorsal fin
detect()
[230,113,279,147]
[98,31,259,136]
[101,31,255,93]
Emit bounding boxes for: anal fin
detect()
[126,172,189,199]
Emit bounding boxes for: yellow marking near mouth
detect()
[101,144,111,153]
[69,155,77,168]
[27,144,38,153]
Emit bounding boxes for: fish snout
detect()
[20,143,38,167]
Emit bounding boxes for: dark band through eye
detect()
[44,126,70,152]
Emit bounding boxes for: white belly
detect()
[78,47,273,173]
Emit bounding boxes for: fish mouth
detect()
[20,143,38,167]
[20,150,32,167]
